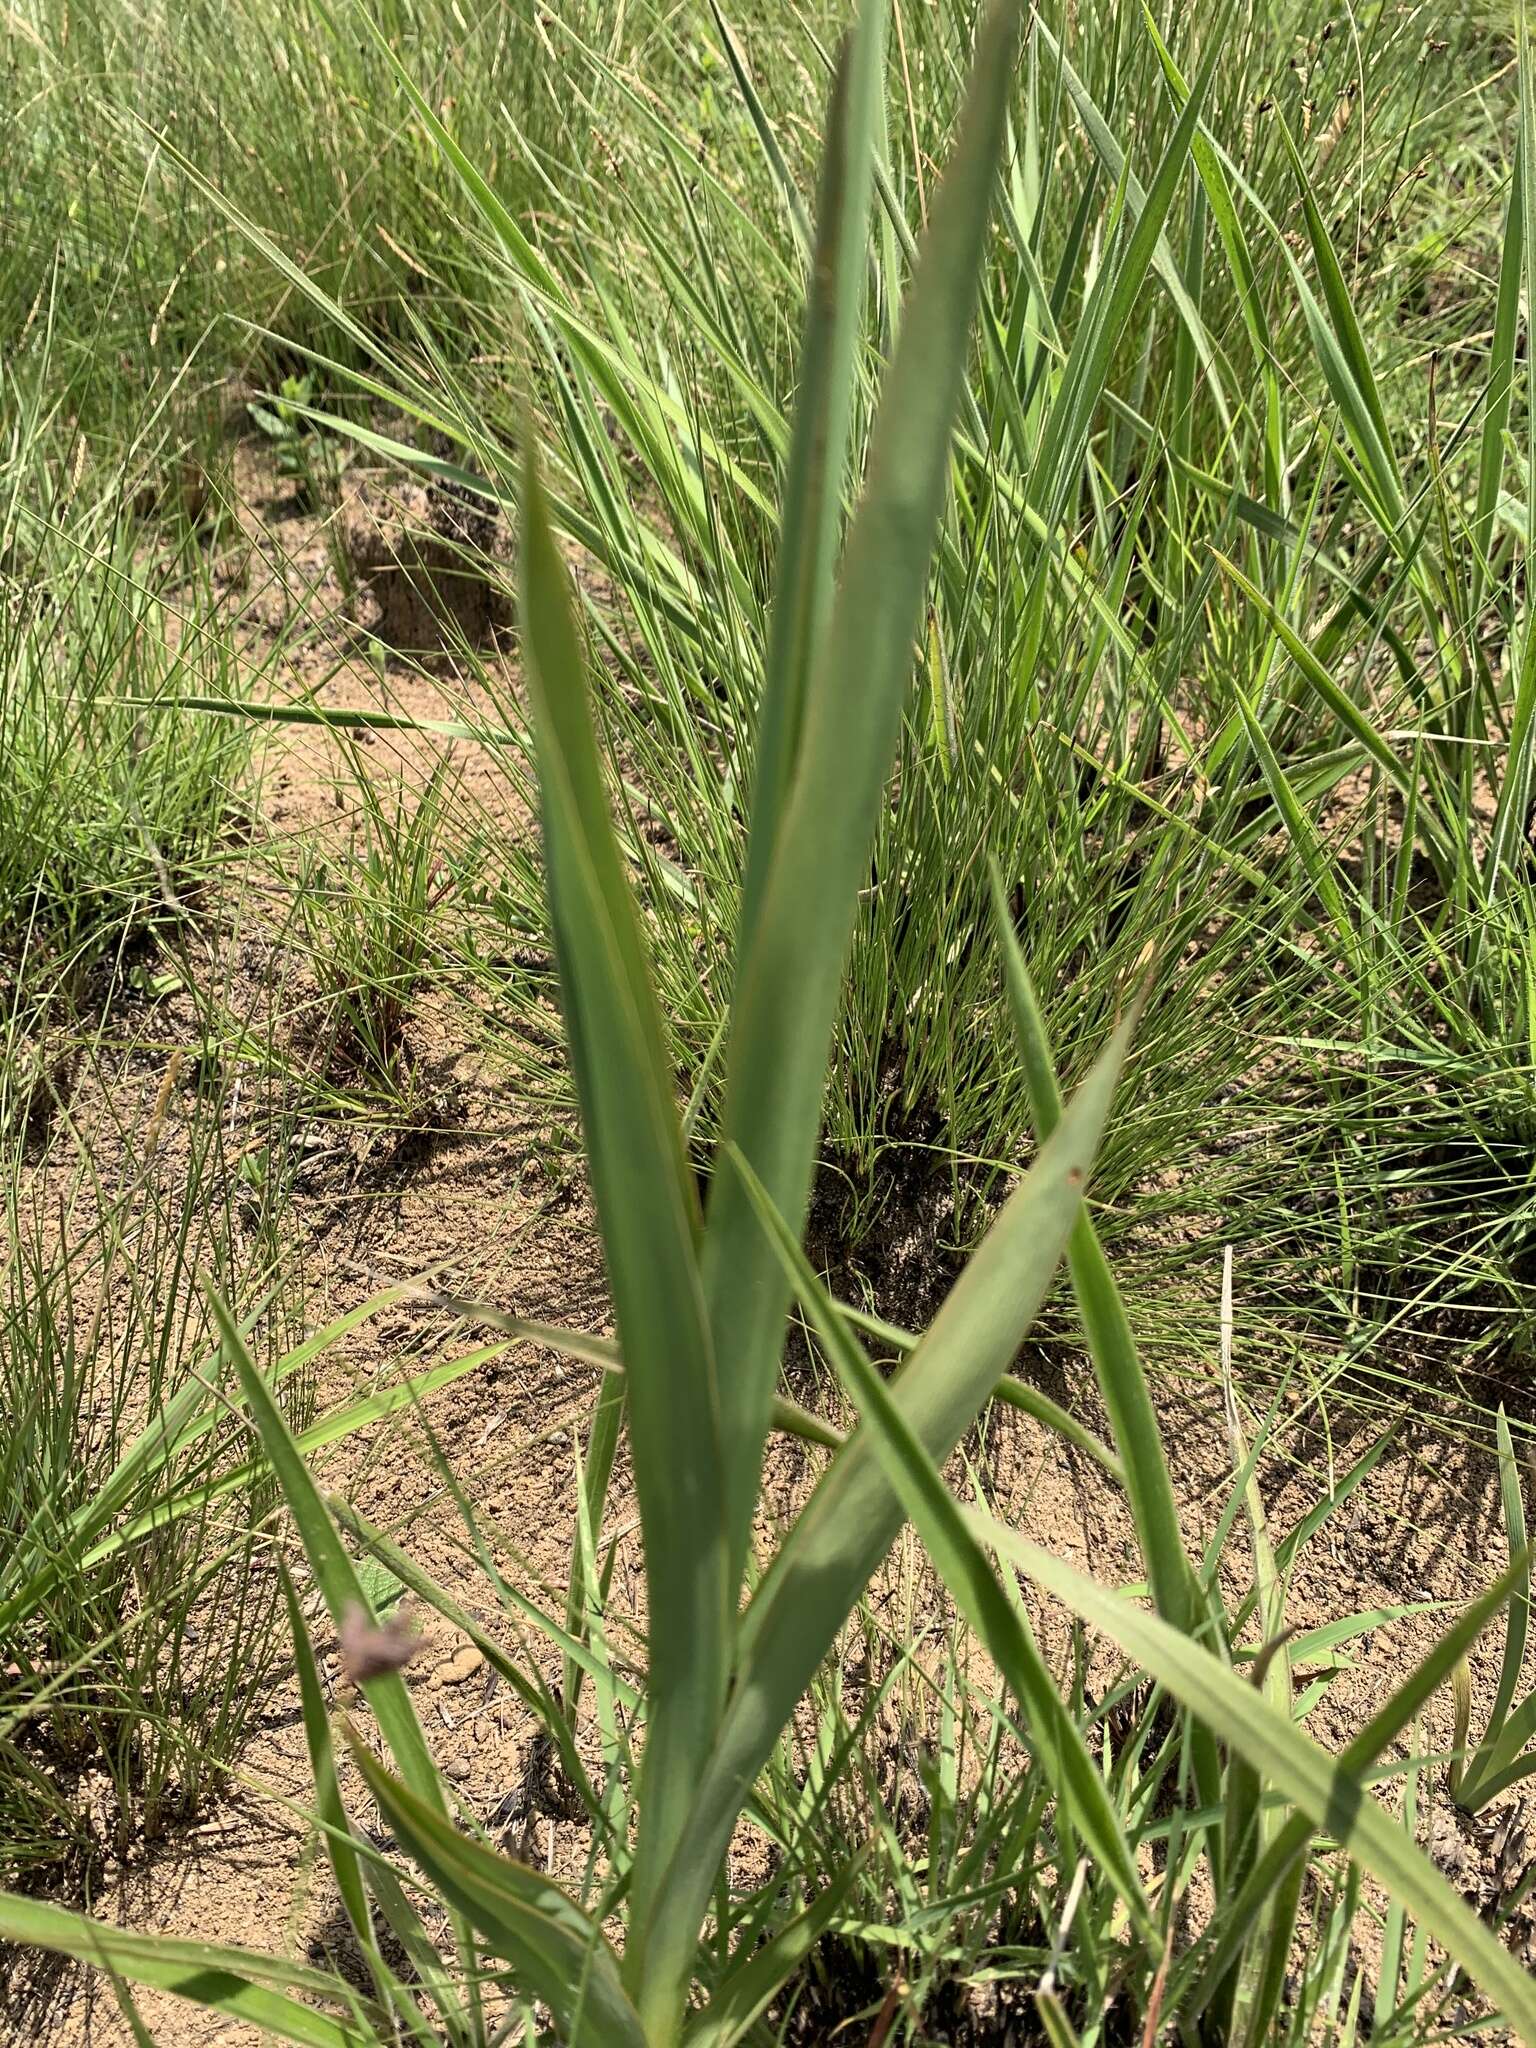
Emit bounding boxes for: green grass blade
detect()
[685,1862,863,2048]
[0,1894,372,2048]
[379,1288,843,1452]
[1030,19,1227,530]
[283,1573,446,2046]
[1457,1409,1530,1806]
[1470,138,1523,621]
[636,1014,1129,2019]
[206,1289,443,1808]
[1144,6,1284,505]
[519,436,731,1935]
[1216,1258,1294,2041]
[1272,116,1403,527]
[91,1341,514,1565]
[700,0,1025,1603]
[706,2,815,262]
[346,1740,645,2048]
[284,1567,375,1972]
[1228,680,1354,949]
[1185,1553,1529,2023]
[1375,1740,1422,2032]
[978,1522,1536,2038]
[986,865,1203,1640]
[837,1301,1125,1481]
[1486,5,1536,899]
[738,3,885,950]
[731,1147,1157,1947]
[1034,18,1229,425]
[330,1497,634,1776]
[1211,547,1451,861]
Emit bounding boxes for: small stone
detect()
[436,1644,485,1687]
[445,1758,471,1782]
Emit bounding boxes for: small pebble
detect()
[445,1758,471,1783]
[436,1644,486,1687]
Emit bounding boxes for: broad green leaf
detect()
[738,4,886,949]
[520,439,730,1921]
[699,0,1025,1615]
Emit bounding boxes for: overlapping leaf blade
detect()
[634,1018,1134,2019]
[699,0,1025,1604]
[519,445,730,1928]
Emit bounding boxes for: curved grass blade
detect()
[1210,548,1453,866]
[205,1290,443,1809]
[634,1013,1130,2021]
[330,1495,619,1815]
[282,1572,448,2046]
[1183,1552,1530,2025]
[836,1300,1125,1482]
[1470,139,1524,622]
[1271,115,1403,529]
[347,1738,645,2048]
[1028,17,1229,533]
[1455,1408,1530,1808]
[684,1860,864,2048]
[1144,6,1283,507]
[986,865,1203,1641]
[706,1,815,262]
[520,438,730,1922]
[731,1146,1157,1948]
[1033,16,1230,427]
[390,1292,841,1452]
[977,1521,1536,2039]
[90,1341,516,1565]
[0,1894,373,2048]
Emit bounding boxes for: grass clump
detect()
[286,751,461,1109]
[3,0,1536,2039]
[0,396,253,1002]
[0,1083,308,1887]
[5,8,1536,2042]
